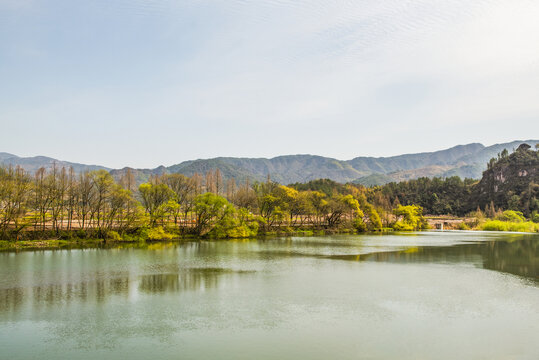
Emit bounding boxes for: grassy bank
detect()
[480,220,539,232]
[0,239,105,251]
[0,226,391,252]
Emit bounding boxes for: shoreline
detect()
[2,228,538,252]
[0,228,372,252]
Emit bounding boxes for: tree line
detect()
[0,166,429,240]
[3,144,536,241]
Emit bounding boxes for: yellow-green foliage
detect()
[106,230,122,241]
[458,222,470,230]
[0,162,428,241]
[483,220,539,232]
[206,207,259,238]
[481,220,539,232]
[194,193,237,236]
[353,218,368,232]
[147,226,174,240]
[226,223,258,238]
[392,221,415,231]
[479,209,539,232]
[499,210,526,222]
[217,212,259,238]
[365,205,382,230]
[392,205,428,231]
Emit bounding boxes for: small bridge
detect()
[426,217,466,230]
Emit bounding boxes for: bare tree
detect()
[205,170,215,193]
[77,171,94,230]
[215,169,223,195]
[226,178,236,200]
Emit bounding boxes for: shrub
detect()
[458,222,470,230]
[500,210,526,223]
[121,228,148,242]
[226,223,258,238]
[147,226,174,240]
[353,218,368,232]
[106,230,122,241]
[392,221,415,231]
[209,216,259,239]
[481,220,508,231]
[393,205,428,230]
[481,220,538,232]
[58,230,74,240]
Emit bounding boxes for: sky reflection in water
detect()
[0,231,537,360]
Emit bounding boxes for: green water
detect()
[0,231,538,359]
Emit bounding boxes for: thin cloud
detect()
[0,0,537,168]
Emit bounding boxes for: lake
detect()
[0,231,537,359]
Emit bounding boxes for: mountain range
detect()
[1,139,538,186]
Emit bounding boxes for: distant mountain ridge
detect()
[2,140,538,186]
[0,152,109,173]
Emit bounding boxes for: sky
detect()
[1,0,538,169]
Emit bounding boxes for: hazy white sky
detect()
[1,0,538,168]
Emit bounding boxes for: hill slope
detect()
[0,152,109,173]
[474,144,539,215]
[2,140,538,185]
[353,140,538,185]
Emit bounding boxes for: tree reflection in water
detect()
[0,267,255,315]
[327,235,538,281]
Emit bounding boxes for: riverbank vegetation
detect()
[1,144,537,243]
[0,165,428,242]
[474,210,539,232]
[368,144,539,232]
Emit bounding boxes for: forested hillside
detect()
[2,140,538,186]
[111,140,539,184]
[475,144,539,216]
[372,143,539,218]
[0,152,108,173]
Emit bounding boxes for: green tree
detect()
[323,194,363,228]
[393,205,427,231]
[507,194,521,211]
[501,210,525,222]
[193,193,235,236]
[139,182,174,226]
